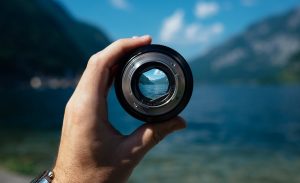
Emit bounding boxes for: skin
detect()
[52,35,186,183]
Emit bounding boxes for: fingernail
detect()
[140,35,151,39]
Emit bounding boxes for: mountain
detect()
[151,77,169,85]
[191,8,300,84]
[0,0,110,87]
[139,74,153,85]
[139,75,169,85]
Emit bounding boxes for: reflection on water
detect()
[139,84,169,100]
[138,68,169,100]
[1,85,300,182]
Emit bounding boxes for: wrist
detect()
[31,170,54,183]
[52,165,102,183]
[52,166,62,183]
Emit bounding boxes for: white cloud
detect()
[159,10,224,45]
[195,2,219,19]
[185,24,199,40]
[110,0,131,10]
[211,23,224,34]
[153,69,164,76]
[160,10,184,42]
[241,0,256,7]
[184,22,224,44]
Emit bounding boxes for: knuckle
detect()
[87,56,109,74]
[88,53,102,66]
[64,97,86,115]
[64,99,73,113]
[90,53,98,61]
[115,38,127,46]
[151,130,163,145]
[114,39,128,52]
[64,101,78,116]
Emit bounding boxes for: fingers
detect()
[124,116,186,160]
[77,35,152,96]
[93,35,152,69]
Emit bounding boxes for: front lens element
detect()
[138,68,169,101]
[115,44,193,122]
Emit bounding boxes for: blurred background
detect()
[1,0,300,182]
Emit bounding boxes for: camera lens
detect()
[115,44,193,123]
[139,69,169,101]
[138,68,169,101]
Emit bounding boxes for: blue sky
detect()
[143,69,167,80]
[56,0,300,60]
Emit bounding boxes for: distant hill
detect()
[139,74,153,85]
[139,75,169,85]
[0,0,110,87]
[191,8,300,84]
[151,77,169,85]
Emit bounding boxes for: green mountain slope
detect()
[279,50,300,82]
[0,0,110,86]
[191,8,300,84]
[139,74,153,85]
[152,77,169,85]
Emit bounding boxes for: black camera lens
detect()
[139,69,169,99]
[115,44,193,123]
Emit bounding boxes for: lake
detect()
[0,85,300,183]
[138,84,169,100]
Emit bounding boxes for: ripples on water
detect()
[0,85,300,182]
[115,85,300,182]
[138,84,169,100]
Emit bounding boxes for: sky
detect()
[56,0,300,60]
[143,69,167,80]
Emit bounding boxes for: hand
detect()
[52,35,186,183]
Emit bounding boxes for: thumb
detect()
[124,116,186,160]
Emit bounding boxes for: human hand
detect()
[52,35,186,183]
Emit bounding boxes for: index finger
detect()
[90,35,152,69]
[77,35,152,95]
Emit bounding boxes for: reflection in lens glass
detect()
[138,69,169,100]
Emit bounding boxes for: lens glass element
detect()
[138,68,169,100]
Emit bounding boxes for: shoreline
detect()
[0,168,32,183]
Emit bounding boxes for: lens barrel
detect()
[115,44,193,123]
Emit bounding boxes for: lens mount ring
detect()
[115,44,193,123]
[131,62,175,106]
[121,52,185,116]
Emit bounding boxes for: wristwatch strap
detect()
[31,170,54,183]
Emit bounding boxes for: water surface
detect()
[0,85,300,182]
